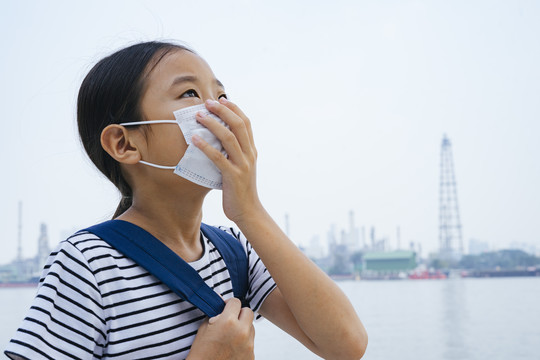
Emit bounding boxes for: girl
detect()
[5,41,367,360]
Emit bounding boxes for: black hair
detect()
[77,41,191,218]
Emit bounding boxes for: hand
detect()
[193,98,264,223]
[187,298,255,360]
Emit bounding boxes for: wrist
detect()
[232,202,269,231]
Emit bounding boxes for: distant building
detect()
[468,239,490,255]
[328,243,354,275]
[508,241,538,256]
[305,235,325,259]
[343,211,361,252]
[363,250,417,275]
[0,223,51,284]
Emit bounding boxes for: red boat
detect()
[408,270,447,279]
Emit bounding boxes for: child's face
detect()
[137,50,227,174]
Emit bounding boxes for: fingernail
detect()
[196,111,204,120]
[192,134,201,144]
[219,97,228,104]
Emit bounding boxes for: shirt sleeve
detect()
[4,239,107,360]
[220,227,277,314]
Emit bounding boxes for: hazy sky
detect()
[1,0,539,264]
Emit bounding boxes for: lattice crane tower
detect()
[439,134,463,258]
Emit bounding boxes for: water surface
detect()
[2,278,539,359]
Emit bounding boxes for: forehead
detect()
[145,50,216,90]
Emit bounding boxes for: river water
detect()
[2,277,539,359]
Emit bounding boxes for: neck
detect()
[117,183,210,261]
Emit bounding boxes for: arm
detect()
[194,99,368,359]
[238,210,367,360]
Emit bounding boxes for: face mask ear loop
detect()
[117,120,178,169]
[139,160,176,170]
[119,120,177,126]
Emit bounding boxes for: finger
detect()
[195,112,245,164]
[238,306,255,324]
[222,297,242,320]
[205,99,254,156]
[218,98,256,150]
[209,297,242,324]
[191,134,231,172]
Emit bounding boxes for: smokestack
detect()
[37,223,50,267]
[17,201,22,262]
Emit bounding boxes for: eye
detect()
[218,93,228,100]
[180,89,199,98]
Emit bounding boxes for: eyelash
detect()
[180,89,227,99]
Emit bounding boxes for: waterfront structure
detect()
[0,223,51,284]
[363,251,417,274]
[344,211,361,252]
[439,134,464,259]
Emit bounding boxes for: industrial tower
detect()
[17,201,23,262]
[439,134,463,259]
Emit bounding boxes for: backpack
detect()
[83,220,248,317]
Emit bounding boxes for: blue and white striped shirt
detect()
[5,226,276,360]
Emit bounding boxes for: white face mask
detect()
[119,103,227,189]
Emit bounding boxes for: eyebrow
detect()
[169,75,225,90]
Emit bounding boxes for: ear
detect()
[100,125,142,165]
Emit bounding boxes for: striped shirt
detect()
[5,226,276,360]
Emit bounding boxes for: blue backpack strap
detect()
[83,220,225,318]
[200,224,248,305]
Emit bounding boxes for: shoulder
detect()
[43,230,147,295]
[216,225,251,254]
[42,231,103,282]
[60,230,115,262]
[36,230,123,301]
[45,230,122,274]
[217,225,243,240]
[65,230,113,252]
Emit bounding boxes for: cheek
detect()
[147,125,188,164]
[171,134,189,162]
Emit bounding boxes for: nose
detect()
[202,94,219,103]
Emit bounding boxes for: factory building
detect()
[0,223,51,284]
[363,250,417,275]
